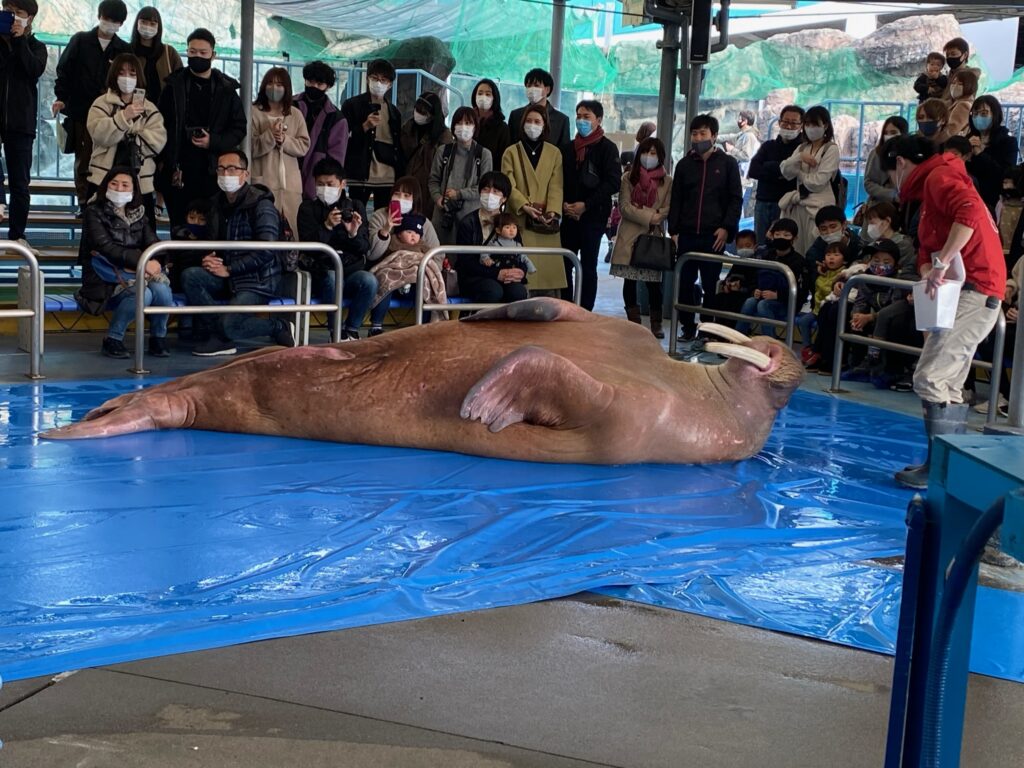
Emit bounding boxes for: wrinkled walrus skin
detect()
[41,299,805,465]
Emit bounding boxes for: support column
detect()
[683,61,703,154]
[240,0,255,157]
[549,0,566,109]
[656,24,680,163]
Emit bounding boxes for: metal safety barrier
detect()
[1,240,44,379]
[830,273,1008,426]
[414,246,583,323]
[130,241,345,375]
[670,251,798,356]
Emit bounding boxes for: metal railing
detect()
[129,241,344,374]
[413,246,583,323]
[396,69,466,109]
[670,251,798,356]
[830,273,1008,426]
[2,241,44,379]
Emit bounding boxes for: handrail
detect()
[130,241,344,375]
[1,240,44,379]
[670,251,798,356]
[413,246,583,323]
[830,273,1007,426]
[395,68,466,109]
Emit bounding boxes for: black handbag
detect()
[630,227,674,271]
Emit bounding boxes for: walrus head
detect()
[699,323,805,411]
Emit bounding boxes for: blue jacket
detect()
[208,183,281,296]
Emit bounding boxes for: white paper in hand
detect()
[913,252,965,331]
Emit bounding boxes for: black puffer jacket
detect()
[206,183,282,297]
[0,32,47,137]
[79,200,159,305]
[295,196,371,273]
[965,125,1020,215]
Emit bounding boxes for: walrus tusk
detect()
[704,342,772,371]
[697,323,752,345]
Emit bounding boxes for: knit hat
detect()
[862,238,900,259]
[397,213,426,236]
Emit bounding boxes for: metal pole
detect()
[0,241,44,379]
[656,24,681,161]
[683,61,703,153]
[1008,291,1023,428]
[549,0,566,109]
[240,0,255,157]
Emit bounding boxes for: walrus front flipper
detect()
[41,391,193,440]
[461,345,613,433]
[462,297,593,323]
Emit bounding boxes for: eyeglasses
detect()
[779,120,802,129]
[216,165,244,174]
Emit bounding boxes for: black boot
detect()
[895,401,969,489]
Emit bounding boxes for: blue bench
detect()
[43,293,295,313]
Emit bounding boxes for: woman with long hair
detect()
[471,78,510,164]
[779,104,841,255]
[129,6,182,105]
[400,91,452,220]
[864,116,908,206]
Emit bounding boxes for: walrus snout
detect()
[746,336,805,409]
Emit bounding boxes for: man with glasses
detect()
[157,28,246,228]
[341,58,404,210]
[748,104,805,244]
[182,149,294,357]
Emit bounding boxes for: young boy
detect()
[167,199,211,292]
[797,241,845,358]
[481,214,536,279]
[737,219,803,336]
[704,229,757,328]
[841,239,900,382]
[914,53,947,104]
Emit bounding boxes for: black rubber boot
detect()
[895,401,969,489]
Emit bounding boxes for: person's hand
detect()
[1005,285,1015,304]
[202,253,228,277]
[762,290,778,301]
[801,153,818,167]
[324,209,343,230]
[522,204,542,220]
[498,268,525,283]
[832,281,845,297]
[753,289,762,299]
[712,227,728,251]
[444,188,458,201]
[271,122,286,145]
[171,168,184,188]
[907,291,914,305]
[925,266,945,299]
[363,111,381,132]
[191,129,210,149]
[564,202,585,219]
[343,210,362,236]
[122,102,144,121]
[51,101,64,117]
[0,203,6,222]
[383,209,402,232]
[851,312,872,331]
[969,135,983,156]
[650,212,664,226]
[1007,306,1018,323]
[144,260,162,277]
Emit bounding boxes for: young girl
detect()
[480,213,536,279]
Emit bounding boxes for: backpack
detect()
[831,171,848,214]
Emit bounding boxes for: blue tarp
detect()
[2,379,1022,683]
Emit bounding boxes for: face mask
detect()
[475,94,493,111]
[106,188,133,206]
[640,154,660,170]
[736,248,755,258]
[303,85,325,102]
[946,55,963,70]
[117,76,136,94]
[480,191,503,211]
[413,110,431,126]
[692,138,713,154]
[185,223,207,237]
[12,14,28,30]
[526,86,544,104]
[317,185,342,205]
[137,22,158,39]
[770,237,792,252]
[865,223,883,241]
[98,20,121,36]
[949,84,963,100]
[267,86,285,103]
[369,80,389,98]
[972,115,991,132]
[779,128,801,141]
[454,125,474,143]
[188,56,212,75]
[869,261,895,276]
[804,125,826,142]
[523,123,543,141]
[821,231,843,244]
[576,119,593,138]
[918,121,938,137]
[393,197,413,215]
[218,175,243,193]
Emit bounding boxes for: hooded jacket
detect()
[207,183,282,296]
[0,30,47,137]
[900,151,1006,299]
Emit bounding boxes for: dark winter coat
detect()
[667,148,743,240]
[340,92,405,182]
[295,196,370,273]
[54,29,129,122]
[965,125,1020,215]
[0,31,46,137]
[207,183,282,296]
[747,136,800,203]
[561,135,621,227]
[79,200,159,305]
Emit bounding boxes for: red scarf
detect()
[573,125,605,166]
[631,165,666,208]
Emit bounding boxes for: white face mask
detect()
[736,248,755,258]
[475,94,493,111]
[865,223,883,241]
[218,175,243,193]
[525,86,544,104]
[117,76,136,95]
[480,191,503,211]
[368,80,389,98]
[949,84,963,100]
[523,122,543,141]
[12,14,29,30]
[804,125,826,142]
[106,188,133,206]
[413,110,431,126]
[779,128,801,141]
[640,154,660,170]
[317,185,342,205]
[821,230,843,244]
[454,125,474,143]
[137,22,158,39]
[393,197,413,214]
[99,20,121,37]
[267,86,285,103]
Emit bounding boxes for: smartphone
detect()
[132,89,146,108]
[0,11,13,35]
[388,200,402,219]
[369,104,382,114]
[191,127,207,140]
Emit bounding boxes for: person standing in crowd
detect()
[471,78,509,164]
[633,121,657,151]
[914,52,948,104]
[428,106,492,245]
[342,58,403,210]
[86,53,166,225]
[250,67,310,232]
[560,99,620,310]
[916,98,948,146]
[294,60,348,202]
[507,68,571,151]
[668,114,743,341]
[941,37,981,105]
[53,0,130,213]
[400,91,451,221]
[501,104,566,294]
[130,7,181,106]
[610,137,672,339]
[779,104,840,256]
[722,109,761,169]
[936,68,978,144]
[0,0,46,248]
[965,95,1019,216]
[882,135,1005,489]
[863,116,907,207]
[747,104,803,244]
[157,28,246,229]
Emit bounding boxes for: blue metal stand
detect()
[885,435,1024,767]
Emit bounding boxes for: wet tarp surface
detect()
[2,380,1022,683]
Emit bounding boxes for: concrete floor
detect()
[0,259,1020,767]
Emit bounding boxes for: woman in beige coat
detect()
[251,68,310,232]
[501,104,566,292]
[779,105,840,256]
[610,138,672,338]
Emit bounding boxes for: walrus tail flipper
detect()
[40,391,193,440]
[461,298,593,324]
[461,345,614,433]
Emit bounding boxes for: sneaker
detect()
[974,395,1009,416]
[148,336,171,357]
[369,326,384,337]
[343,327,361,341]
[102,337,130,359]
[677,327,697,343]
[890,377,914,393]
[870,372,898,390]
[192,338,237,357]
[804,352,822,370]
[800,345,814,364]
[12,238,40,257]
[274,321,296,348]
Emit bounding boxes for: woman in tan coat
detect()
[501,104,566,292]
[250,68,310,232]
[611,137,672,338]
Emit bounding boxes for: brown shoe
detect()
[625,305,642,324]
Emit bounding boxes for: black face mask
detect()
[304,86,326,102]
[770,237,793,253]
[188,56,212,75]
[946,55,963,70]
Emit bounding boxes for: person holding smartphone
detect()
[0,0,46,249]
[86,52,166,227]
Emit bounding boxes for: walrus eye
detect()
[704,342,772,371]
[697,322,752,345]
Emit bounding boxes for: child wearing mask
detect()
[798,241,845,359]
[736,219,803,336]
[705,229,757,328]
[841,239,900,381]
[913,53,947,104]
[167,198,210,292]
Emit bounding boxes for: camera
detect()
[340,205,355,223]
[440,197,463,230]
[189,127,206,140]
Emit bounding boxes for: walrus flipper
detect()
[40,391,192,440]
[461,345,614,433]
[461,298,593,323]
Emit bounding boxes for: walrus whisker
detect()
[704,342,772,371]
[697,323,752,345]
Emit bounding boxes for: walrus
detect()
[41,299,804,464]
